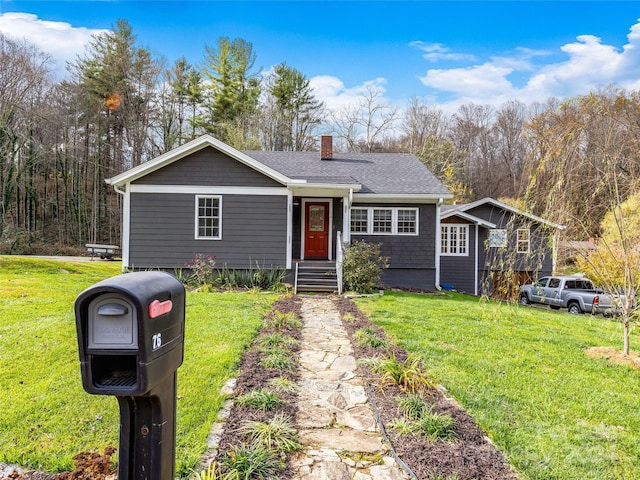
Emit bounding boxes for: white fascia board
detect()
[455,197,565,230]
[288,183,361,197]
[129,185,290,196]
[352,193,453,204]
[105,134,292,187]
[440,210,497,229]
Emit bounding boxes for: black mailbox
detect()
[75,270,185,396]
[74,271,186,480]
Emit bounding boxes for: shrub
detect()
[185,253,217,286]
[342,240,388,293]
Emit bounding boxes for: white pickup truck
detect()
[518,276,620,315]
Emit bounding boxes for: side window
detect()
[548,278,560,288]
[195,195,222,240]
[565,280,576,289]
[537,277,549,287]
[517,228,530,253]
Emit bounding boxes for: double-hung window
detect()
[195,195,222,240]
[517,228,530,253]
[441,224,468,255]
[350,207,418,235]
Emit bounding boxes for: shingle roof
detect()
[243,150,451,196]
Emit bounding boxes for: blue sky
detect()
[1,1,639,112]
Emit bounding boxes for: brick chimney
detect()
[320,135,333,160]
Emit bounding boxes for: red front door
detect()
[304,202,329,259]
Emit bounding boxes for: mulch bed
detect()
[334,297,519,480]
[213,295,303,479]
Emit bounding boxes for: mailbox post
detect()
[75,271,186,480]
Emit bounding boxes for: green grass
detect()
[355,291,640,480]
[0,256,276,478]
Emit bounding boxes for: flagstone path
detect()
[289,297,410,480]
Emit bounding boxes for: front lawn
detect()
[0,256,276,477]
[355,291,640,480]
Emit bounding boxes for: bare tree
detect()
[0,33,55,242]
[329,83,398,152]
[523,88,640,355]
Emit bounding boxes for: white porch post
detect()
[286,192,293,269]
[342,189,352,244]
[435,198,442,288]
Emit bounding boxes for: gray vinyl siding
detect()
[439,224,478,294]
[135,147,282,187]
[128,192,287,269]
[465,204,554,295]
[351,204,438,290]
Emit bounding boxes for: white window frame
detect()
[441,224,469,256]
[350,207,369,234]
[517,228,530,253]
[350,207,419,236]
[195,195,222,240]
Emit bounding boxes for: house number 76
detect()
[152,333,162,350]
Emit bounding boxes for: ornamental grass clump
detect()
[354,327,388,348]
[259,350,295,370]
[267,310,302,330]
[370,351,433,393]
[235,389,283,411]
[240,414,301,454]
[390,395,459,442]
[221,443,285,480]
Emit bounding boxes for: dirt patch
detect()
[334,297,519,480]
[585,346,640,369]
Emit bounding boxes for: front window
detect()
[397,209,417,233]
[350,207,419,235]
[196,195,221,239]
[350,208,369,233]
[517,229,530,253]
[441,224,468,256]
[373,209,393,234]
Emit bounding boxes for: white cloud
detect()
[410,40,476,63]
[0,12,107,73]
[416,19,640,109]
[420,64,515,96]
[309,75,389,112]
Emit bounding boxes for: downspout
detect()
[475,224,479,296]
[435,198,443,290]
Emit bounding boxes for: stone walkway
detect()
[289,298,410,480]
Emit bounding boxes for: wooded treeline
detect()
[2,20,640,254]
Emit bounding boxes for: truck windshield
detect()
[536,278,549,287]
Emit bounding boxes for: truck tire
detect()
[568,302,582,314]
[519,293,530,305]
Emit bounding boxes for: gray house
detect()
[106,134,453,291]
[439,198,564,298]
